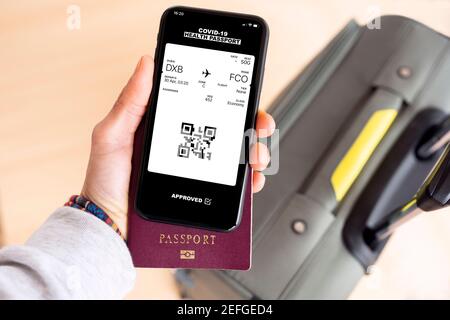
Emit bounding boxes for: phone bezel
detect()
[135,6,269,231]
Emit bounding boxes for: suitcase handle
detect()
[366,142,450,247]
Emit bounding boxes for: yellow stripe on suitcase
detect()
[331,109,398,201]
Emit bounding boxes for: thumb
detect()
[105,55,154,136]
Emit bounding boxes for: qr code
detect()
[178,122,217,160]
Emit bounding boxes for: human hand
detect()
[81,56,275,238]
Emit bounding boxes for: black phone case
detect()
[135,6,269,231]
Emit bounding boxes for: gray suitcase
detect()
[175,16,450,299]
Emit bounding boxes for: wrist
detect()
[65,195,126,240]
[80,188,128,239]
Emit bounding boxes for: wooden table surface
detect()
[1,0,449,299]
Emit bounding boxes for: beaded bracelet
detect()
[65,195,124,240]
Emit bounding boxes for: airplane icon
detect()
[202,69,211,78]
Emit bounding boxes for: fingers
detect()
[250,142,270,171]
[256,110,275,138]
[252,111,275,193]
[107,55,154,135]
[251,111,274,171]
[252,171,266,193]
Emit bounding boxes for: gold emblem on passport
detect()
[180,250,196,260]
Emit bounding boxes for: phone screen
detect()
[148,43,255,186]
[137,7,268,230]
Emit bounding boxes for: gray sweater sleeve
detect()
[0,207,135,299]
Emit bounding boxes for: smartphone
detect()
[136,6,269,231]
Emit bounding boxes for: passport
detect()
[127,120,252,270]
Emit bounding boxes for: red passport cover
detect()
[127,123,252,270]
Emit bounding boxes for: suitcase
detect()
[175,16,450,299]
